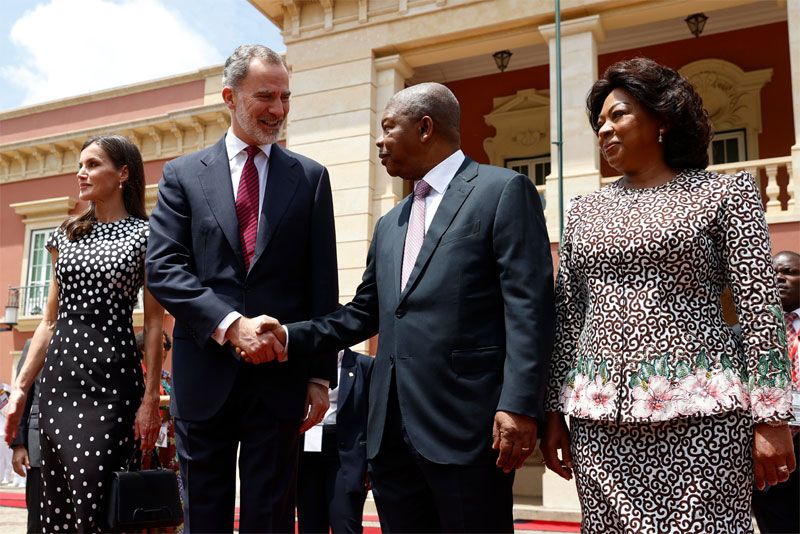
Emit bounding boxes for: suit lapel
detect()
[399,158,478,304]
[250,145,300,269]
[198,137,243,266]
[338,349,356,408]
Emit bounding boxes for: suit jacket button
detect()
[389,355,395,364]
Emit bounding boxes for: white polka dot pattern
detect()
[39,216,148,532]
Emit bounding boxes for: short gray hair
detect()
[388,83,461,144]
[222,45,287,89]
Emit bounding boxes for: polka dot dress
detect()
[39,216,148,532]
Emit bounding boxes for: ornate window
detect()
[709,129,747,165]
[10,197,76,331]
[680,59,772,161]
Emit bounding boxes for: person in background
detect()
[752,250,800,533]
[541,58,795,533]
[11,340,42,534]
[4,134,164,532]
[297,348,373,533]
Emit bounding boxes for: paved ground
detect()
[0,484,26,533]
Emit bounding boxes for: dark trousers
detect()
[368,376,514,533]
[297,428,367,533]
[25,466,41,534]
[752,433,800,533]
[174,368,300,533]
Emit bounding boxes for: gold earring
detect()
[658,131,663,143]
[119,182,124,189]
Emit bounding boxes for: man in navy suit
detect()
[146,45,338,532]
[260,83,555,532]
[297,348,373,533]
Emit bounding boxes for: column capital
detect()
[374,54,414,79]
[538,14,605,43]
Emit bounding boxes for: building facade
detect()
[1,0,798,517]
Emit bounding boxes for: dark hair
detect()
[135,330,172,352]
[63,135,147,240]
[586,57,712,171]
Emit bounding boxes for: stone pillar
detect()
[538,15,605,242]
[284,54,376,309]
[787,0,800,216]
[373,55,414,219]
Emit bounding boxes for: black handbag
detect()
[105,449,183,530]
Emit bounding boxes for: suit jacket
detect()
[289,157,554,466]
[11,340,41,468]
[335,349,373,494]
[145,136,339,422]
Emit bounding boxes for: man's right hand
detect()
[226,315,285,363]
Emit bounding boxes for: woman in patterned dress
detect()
[541,58,796,533]
[4,135,165,532]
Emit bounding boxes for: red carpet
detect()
[0,490,25,508]
[0,492,581,532]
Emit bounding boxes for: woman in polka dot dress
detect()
[5,135,165,532]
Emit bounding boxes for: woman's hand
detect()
[753,423,796,490]
[540,411,573,480]
[3,388,28,446]
[134,393,162,452]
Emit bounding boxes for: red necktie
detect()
[236,146,260,269]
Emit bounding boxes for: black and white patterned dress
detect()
[545,170,792,533]
[39,216,148,532]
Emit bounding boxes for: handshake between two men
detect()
[225,314,288,364]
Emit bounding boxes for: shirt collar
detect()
[225,128,273,161]
[419,149,466,195]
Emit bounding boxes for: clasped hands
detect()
[226,314,287,364]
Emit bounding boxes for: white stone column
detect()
[284,55,376,306]
[539,15,605,242]
[373,55,414,218]
[787,0,800,216]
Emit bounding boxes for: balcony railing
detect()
[18,283,49,317]
[600,155,797,223]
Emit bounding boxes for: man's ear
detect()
[419,116,434,142]
[222,86,235,110]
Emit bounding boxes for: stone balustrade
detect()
[598,155,797,223]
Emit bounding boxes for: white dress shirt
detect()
[283,150,467,350]
[418,149,466,231]
[212,129,273,345]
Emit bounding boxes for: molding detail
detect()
[0,103,230,184]
[11,196,77,224]
[374,55,415,79]
[483,89,551,166]
[680,59,772,159]
[539,14,605,42]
